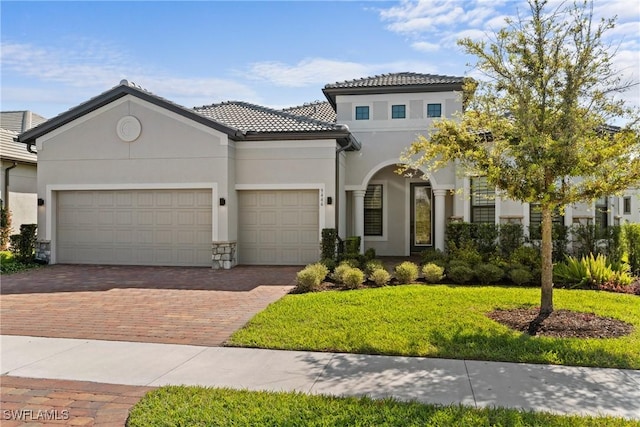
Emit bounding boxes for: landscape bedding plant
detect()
[126,386,637,427]
[229,285,640,369]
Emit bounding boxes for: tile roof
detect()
[1,129,37,163]
[281,101,336,123]
[324,72,465,89]
[194,101,342,133]
[1,111,47,133]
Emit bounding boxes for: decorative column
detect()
[353,190,366,254]
[433,189,447,252]
[462,177,471,222]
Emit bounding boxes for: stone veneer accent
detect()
[212,241,237,270]
[36,240,51,264]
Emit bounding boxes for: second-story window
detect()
[355,106,370,120]
[623,196,631,214]
[391,104,406,119]
[427,103,442,118]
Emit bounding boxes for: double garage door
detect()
[57,189,213,266]
[56,189,320,266]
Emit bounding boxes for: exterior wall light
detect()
[37,198,45,206]
[327,196,333,205]
[219,197,226,206]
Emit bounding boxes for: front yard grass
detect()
[228,285,640,369]
[127,386,638,426]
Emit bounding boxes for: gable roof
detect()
[17,81,358,149]
[322,72,466,107]
[17,80,245,146]
[282,101,336,123]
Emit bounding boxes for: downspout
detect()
[26,143,37,154]
[3,161,18,211]
[334,127,356,237]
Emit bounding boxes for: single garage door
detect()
[57,189,212,266]
[238,190,319,265]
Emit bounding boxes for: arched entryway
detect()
[346,163,453,256]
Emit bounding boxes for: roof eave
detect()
[322,82,465,108]
[242,130,359,150]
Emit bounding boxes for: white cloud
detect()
[0,40,259,110]
[411,41,440,52]
[247,58,373,87]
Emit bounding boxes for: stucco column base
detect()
[211,241,237,269]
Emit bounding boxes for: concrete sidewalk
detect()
[2,335,639,420]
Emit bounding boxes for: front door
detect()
[410,183,433,252]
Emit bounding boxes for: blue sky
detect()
[1,0,639,120]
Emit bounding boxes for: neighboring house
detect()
[16,73,638,268]
[1,111,45,237]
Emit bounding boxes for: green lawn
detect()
[127,386,638,427]
[228,285,640,369]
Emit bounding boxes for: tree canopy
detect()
[399,0,640,325]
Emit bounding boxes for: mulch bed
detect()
[488,308,634,338]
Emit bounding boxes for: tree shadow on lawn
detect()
[0,264,298,294]
[296,328,640,419]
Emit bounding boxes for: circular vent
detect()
[116,116,142,142]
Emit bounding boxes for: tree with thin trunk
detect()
[399,0,640,333]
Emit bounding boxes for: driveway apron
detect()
[0,264,297,346]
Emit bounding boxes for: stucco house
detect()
[16,73,638,268]
[1,111,45,237]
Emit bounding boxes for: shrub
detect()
[0,208,12,251]
[447,264,475,284]
[508,268,533,286]
[295,263,329,293]
[369,268,391,287]
[394,261,419,284]
[475,263,504,284]
[509,246,540,269]
[623,223,640,276]
[364,247,376,261]
[332,261,357,283]
[553,256,590,288]
[445,222,474,251]
[422,263,445,284]
[344,236,361,257]
[343,268,365,289]
[554,253,633,289]
[498,223,524,258]
[9,224,37,264]
[363,259,385,277]
[474,223,499,257]
[319,257,336,272]
[449,242,482,267]
[320,228,337,261]
[420,248,447,266]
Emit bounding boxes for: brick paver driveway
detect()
[1,264,297,346]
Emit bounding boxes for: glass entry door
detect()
[410,183,433,252]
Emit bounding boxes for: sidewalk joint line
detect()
[463,360,478,408]
[308,352,336,393]
[144,345,210,386]
[1,335,91,375]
